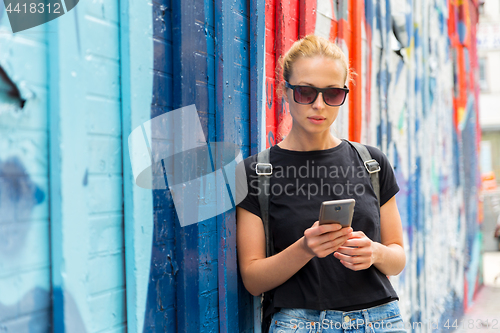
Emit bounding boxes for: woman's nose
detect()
[313,92,326,109]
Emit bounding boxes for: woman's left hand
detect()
[333,231,378,271]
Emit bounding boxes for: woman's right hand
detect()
[237,207,352,296]
[302,221,352,258]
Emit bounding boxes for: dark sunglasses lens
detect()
[324,88,346,106]
[294,86,318,104]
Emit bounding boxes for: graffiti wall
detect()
[263,0,481,329]
[0,0,481,332]
[265,0,481,328]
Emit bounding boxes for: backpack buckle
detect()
[364,159,381,174]
[256,163,272,176]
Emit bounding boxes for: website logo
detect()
[128,105,247,227]
[3,0,80,33]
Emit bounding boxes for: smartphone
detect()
[318,199,355,227]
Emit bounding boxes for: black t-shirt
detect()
[236,140,400,311]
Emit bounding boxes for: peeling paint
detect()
[0,66,26,113]
[82,168,88,186]
[0,157,44,255]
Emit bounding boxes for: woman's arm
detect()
[333,196,406,275]
[237,206,352,296]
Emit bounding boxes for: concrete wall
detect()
[0,0,481,333]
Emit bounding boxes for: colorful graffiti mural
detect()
[0,0,481,332]
[263,0,481,328]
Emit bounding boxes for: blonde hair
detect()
[279,35,355,88]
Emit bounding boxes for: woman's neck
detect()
[277,130,341,151]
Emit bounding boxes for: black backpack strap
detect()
[343,139,381,207]
[255,148,275,333]
[256,148,273,257]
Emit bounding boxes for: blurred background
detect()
[0,0,498,332]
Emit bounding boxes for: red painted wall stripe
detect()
[275,0,299,143]
[299,0,316,38]
[265,0,277,148]
[330,0,338,40]
[348,0,363,142]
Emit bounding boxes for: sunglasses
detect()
[285,82,349,106]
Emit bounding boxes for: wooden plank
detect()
[86,57,120,98]
[87,136,122,174]
[88,254,125,295]
[120,0,155,330]
[89,214,124,255]
[0,85,48,131]
[0,221,50,277]
[84,15,120,60]
[87,96,122,136]
[88,289,126,332]
[170,0,213,331]
[214,0,246,330]
[48,7,91,331]
[250,0,266,155]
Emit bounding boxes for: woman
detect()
[236,35,406,333]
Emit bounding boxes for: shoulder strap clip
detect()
[343,139,381,207]
[364,159,381,174]
[256,162,273,175]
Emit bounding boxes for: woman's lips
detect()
[308,117,326,124]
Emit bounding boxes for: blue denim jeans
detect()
[269,301,406,333]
